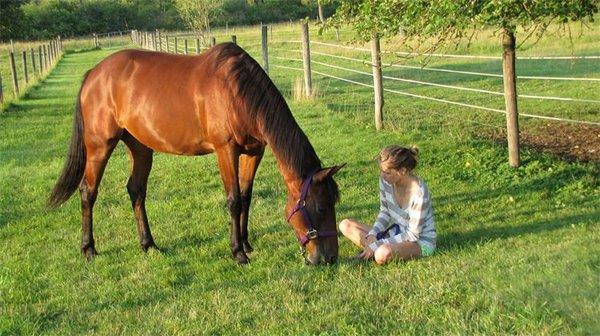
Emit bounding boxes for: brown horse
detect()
[48,43,343,265]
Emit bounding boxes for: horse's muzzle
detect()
[304,252,338,265]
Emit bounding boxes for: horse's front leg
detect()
[238,149,264,253]
[215,145,249,264]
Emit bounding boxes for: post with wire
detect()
[261,25,269,74]
[301,21,312,98]
[371,34,384,130]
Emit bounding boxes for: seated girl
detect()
[339,145,436,264]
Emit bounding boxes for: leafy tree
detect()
[332,0,598,167]
[0,0,26,41]
[174,0,222,35]
[333,1,597,45]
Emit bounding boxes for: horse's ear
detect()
[313,163,346,183]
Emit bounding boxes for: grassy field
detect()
[1,27,599,334]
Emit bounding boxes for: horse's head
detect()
[286,165,344,265]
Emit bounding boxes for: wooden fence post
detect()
[231,35,237,44]
[301,22,312,97]
[184,39,188,54]
[210,37,216,47]
[261,25,269,74]
[174,37,178,54]
[38,45,43,74]
[31,48,37,76]
[196,38,200,54]
[157,30,162,52]
[502,29,520,167]
[94,33,98,48]
[9,52,19,96]
[165,36,170,52]
[0,74,4,104]
[22,51,29,84]
[43,45,48,70]
[10,40,14,53]
[48,43,53,65]
[49,42,54,64]
[371,35,384,130]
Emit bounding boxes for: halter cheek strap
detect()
[286,169,337,248]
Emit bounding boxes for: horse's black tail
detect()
[47,71,91,209]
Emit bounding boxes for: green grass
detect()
[1,35,599,334]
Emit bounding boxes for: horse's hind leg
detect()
[238,149,264,253]
[122,133,157,252]
[80,140,118,260]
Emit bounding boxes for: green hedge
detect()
[1,0,339,42]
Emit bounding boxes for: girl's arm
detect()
[367,178,392,238]
[369,185,430,250]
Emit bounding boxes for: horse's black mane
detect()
[212,42,339,201]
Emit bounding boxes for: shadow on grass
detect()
[441,211,599,251]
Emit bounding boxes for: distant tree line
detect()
[0,0,338,41]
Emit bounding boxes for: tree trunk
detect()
[502,28,520,168]
[318,3,325,23]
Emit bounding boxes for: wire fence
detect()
[267,40,599,126]
[0,37,64,105]
[0,31,133,106]
[132,23,600,165]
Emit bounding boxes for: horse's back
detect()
[80,47,245,155]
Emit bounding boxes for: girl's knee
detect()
[338,218,351,234]
[374,244,393,265]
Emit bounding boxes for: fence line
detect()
[282,48,600,82]
[279,42,600,82]
[307,40,600,61]
[1,37,65,104]
[272,62,600,126]
[273,64,505,130]
[272,55,600,104]
[2,29,126,105]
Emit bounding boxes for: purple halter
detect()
[286,169,337,250]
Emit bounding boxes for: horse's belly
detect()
[123,113,214,155]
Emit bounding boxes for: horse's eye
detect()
[315,205,324,214]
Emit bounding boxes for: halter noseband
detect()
[286,169,337,251]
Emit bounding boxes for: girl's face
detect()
[380,166,408,184]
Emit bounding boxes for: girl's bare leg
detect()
[374,242,422,265]
[338,218,371,248]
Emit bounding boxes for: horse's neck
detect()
[260,110,321,198]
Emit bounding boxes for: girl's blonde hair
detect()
[377,145,419,172]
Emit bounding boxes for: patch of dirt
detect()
[481,123,599,163]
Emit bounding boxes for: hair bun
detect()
[409,145,419,158]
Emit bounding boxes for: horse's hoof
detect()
[82,246,98,261]
[242,241,254,253]
[234,251,250,264]
[141,241,159,252]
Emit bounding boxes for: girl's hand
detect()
[361,234,377,248]
[358,249,374,260]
